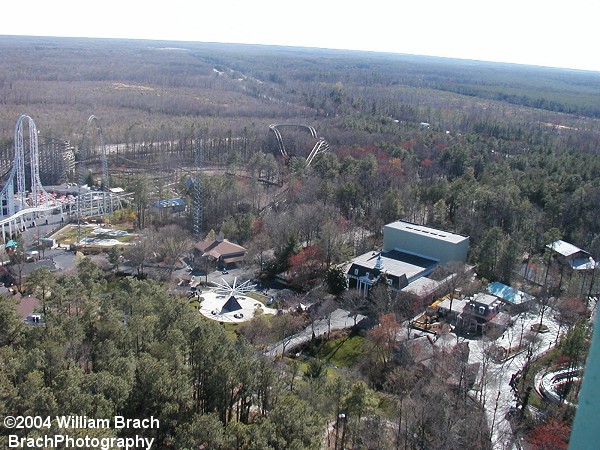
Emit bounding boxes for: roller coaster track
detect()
[268,124,329,165]
[113,154,162,171]
[80,115,109,188]
[0,202,64,227]
[0,116,122,239]
[0,115,52,218]
[307,139,330,166]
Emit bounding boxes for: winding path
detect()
[467,313,561,450]
[264,309,365,358]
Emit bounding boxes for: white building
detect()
[383,221,469,264]
[347,221,469,296]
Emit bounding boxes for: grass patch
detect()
[52,224,81,245]
[531,345,561,372]
[196,310,240,341]
[296,360,340,380]
[317,334,367,368]
[520,346,563,410]
[223,322,240,340]
[374,391,397,418]
[244,291,269,303]
[287,356,392,415]
[196,313,240,341]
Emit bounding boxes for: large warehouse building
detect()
[383,221,469,264]
[346,221,469,297]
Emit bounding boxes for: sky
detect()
[2,0,599,72]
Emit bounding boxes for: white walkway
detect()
[467,311,562,450]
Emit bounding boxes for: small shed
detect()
[150,198,186,214]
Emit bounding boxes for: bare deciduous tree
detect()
[156,224,194,279]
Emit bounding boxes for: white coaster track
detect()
[0,115,121,241]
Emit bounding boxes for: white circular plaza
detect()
[198,290,277,323]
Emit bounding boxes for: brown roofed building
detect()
[9,293,43,325]
[193,234,247,269]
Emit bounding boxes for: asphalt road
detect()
[4,213,78,274]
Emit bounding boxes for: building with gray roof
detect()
[346,221,469,297]
[547,239,597,271]
[383,221,469,264]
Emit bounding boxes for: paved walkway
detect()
[466,311,561,450]
[264,308,366,358]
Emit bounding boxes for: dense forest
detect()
[0,35,599,449]
[0,261,498,449]
[1,35,599,264]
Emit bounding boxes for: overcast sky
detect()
[2,0,599,72]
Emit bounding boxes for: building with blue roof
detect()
[487,281,535,310]
[150,198,186,214]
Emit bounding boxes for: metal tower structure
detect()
[268,124,330,165]
[79,115,109,189]
[192,140,204,237]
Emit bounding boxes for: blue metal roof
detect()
[152,198,185,208]
[5,240,18,249]
[487,281,534,305]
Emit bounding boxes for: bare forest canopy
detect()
[0,35,599,273]
[1,35,600,139]
[1,36,600,449]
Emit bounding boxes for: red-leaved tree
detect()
[368,313,401,366]
[287,246,325,286]
[528,419,571,450]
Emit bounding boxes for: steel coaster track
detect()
[80,115,109,188]
[0,115,121,229]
